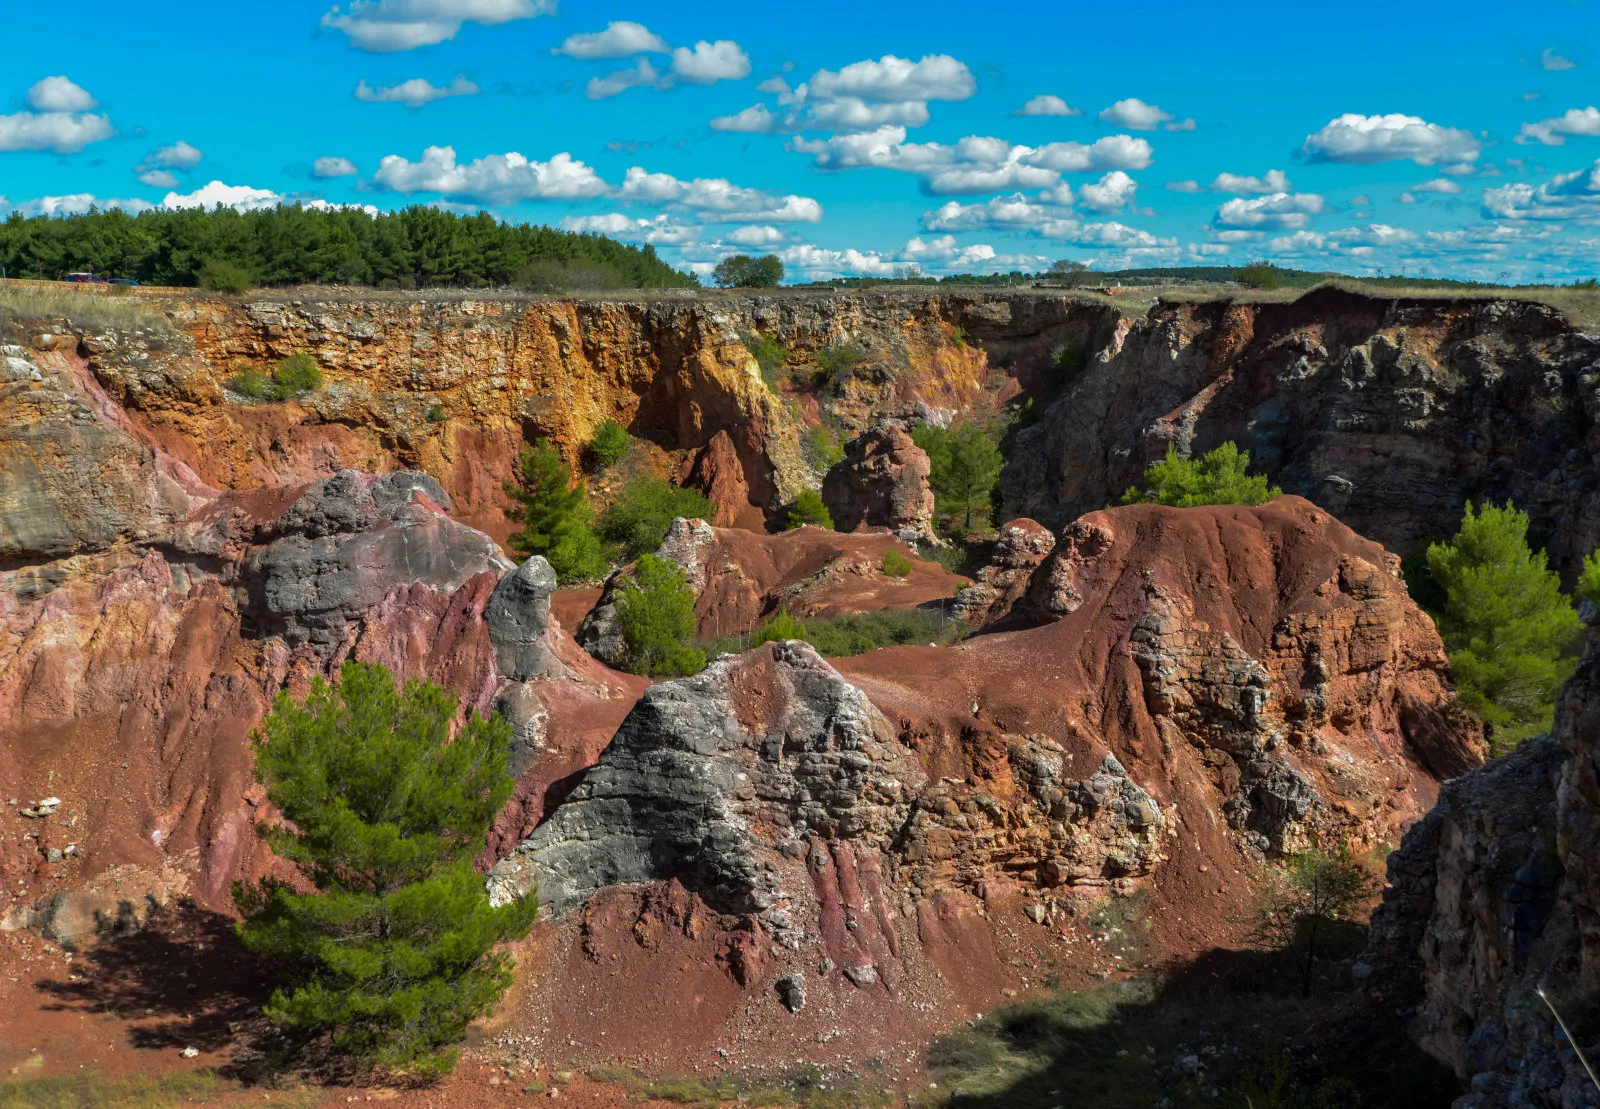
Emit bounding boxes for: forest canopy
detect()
[0,203,697,290]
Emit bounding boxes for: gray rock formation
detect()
[486,555,562,681]
[1367,617,1600,1108]
[821,422,937,544]
[243,469,511,653]
[951,517,1056,627]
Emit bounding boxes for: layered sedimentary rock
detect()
[0,341,640,933]
[1003,288,1600,578]
[576,516,969,665]
[950,517,1056,628]
[1367,619,1600,1108]
[821,422,937,543]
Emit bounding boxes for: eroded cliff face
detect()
[1367,618,1600,1109]
[1003,288,1600,578]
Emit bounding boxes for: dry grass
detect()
[0,282,178,335]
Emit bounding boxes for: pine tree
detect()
[915,423,1004,534]
[1121,442,1281,508]
[235,661,536,1078]
[614,554,705,677]
[785,489,834,530]
[1427,502,1582,752]
[503,440,605,583]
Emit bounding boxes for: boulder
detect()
[951,518,1056,627]
[822,422,936,544]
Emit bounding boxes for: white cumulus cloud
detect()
[370,145,609,204]
[1166,180,1202,193]
[13,193,154,217]
[724,224,787,247]
[1210,169,1291,194]
[313,156,359,178]
[1541,48,1576,71]
[553,21,669,59]
[1517,106,1600,146]
[1483,159,1600,221]
[26,76,98,113]
[1298,113,1480,166]
[355,75,479,107]
[320,0,554,52]
[1023,135,1154,172]
[616,166,822,222]
[1098,97,1194,131]
[1014,94,1079,117]
[710,104,779,133]
[163,181,283,212]
[587,59,661,100]
[670,40,750,85]
[1077,171,1138,214]
[1411,178,1463,195]
[1212,192,1329,231]
[807,54,974,102]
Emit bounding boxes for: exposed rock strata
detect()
[950,518,1056,628]
[1003,288,1600,579]
[1367,618,1600,1108]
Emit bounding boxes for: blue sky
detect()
[3,0,1598,282]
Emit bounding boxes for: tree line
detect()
[0,204,697,290]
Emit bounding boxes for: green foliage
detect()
[226,353,324,402]
[815,343,866,391]
[271,352,322,396]
[614,554,705,677]
[234,661,535,1078]
[503,439,606,584]
[716,607,965,659]
[881,548,915,578]
[786,489,835,530]
[1426,502,1582,751]
[1120,442,1281,508]
[198,256,253,293]
[1235,261,1283,290]
[597,477,714,562]
[426,402,446,423]
[1050,343,1085,378]
[1579,549,1600,606]
[914,423,1005,534]
[1250,846,1377,997]
[801,425,846,474]
[0,204,696,290]
[712,253,784,288]
[587,419,630,469]
[740,331,791,388]
[0,1069,226,1109]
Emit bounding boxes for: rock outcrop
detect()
[1003,288,1600,579]
[576,518,969,665]
[821,422,937,544]
[950,518,1056,628]
[1367,618,1600,1108]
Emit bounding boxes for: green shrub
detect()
[740,331,791,388]
[235,661,535,1078]
[503,439,607,584]
[271,352,322,397]
[801,425,846,474]
[914,423,1004,535]
[1427,502,1582,752]
[1250,846,1377,997]
[1120,442,1281,508]
[198,257,253,294]
[1051,343,1086,378]
[588,419,630,469]
[227,367,274,399]
[614,554,705,677]
[785,489,834,530]
[881,548,914,578]
[515,259,628,292]
[1579,549,1600,606]
[597,477,714,562]
[426,402,446,423]
[815,343,865,391]
[715,607,964,659]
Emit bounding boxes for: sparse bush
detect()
[1051,343,1085,378]
[741,331,791,388]
[503,439,606,584]
[1579,549,1600,606]
[614,554,705,677]
[801,425,845,474]
[426,402,446,422]
[1427,502,1582,752]
[597,477,714,562]
[271,352,322,397]
[914,423,1004,535]
[714,607,964,659]
[515,259,628,293]
[881,548,914,578]
[1120,442,1281,508]
[786,489,834,530]
[235,661,535,1078]
[227,367,275,399]
[751,610,808,645]
[588,419,630,469]
[198,257,253,294]
[1250,845,1377,997]
[815,343,866,391]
